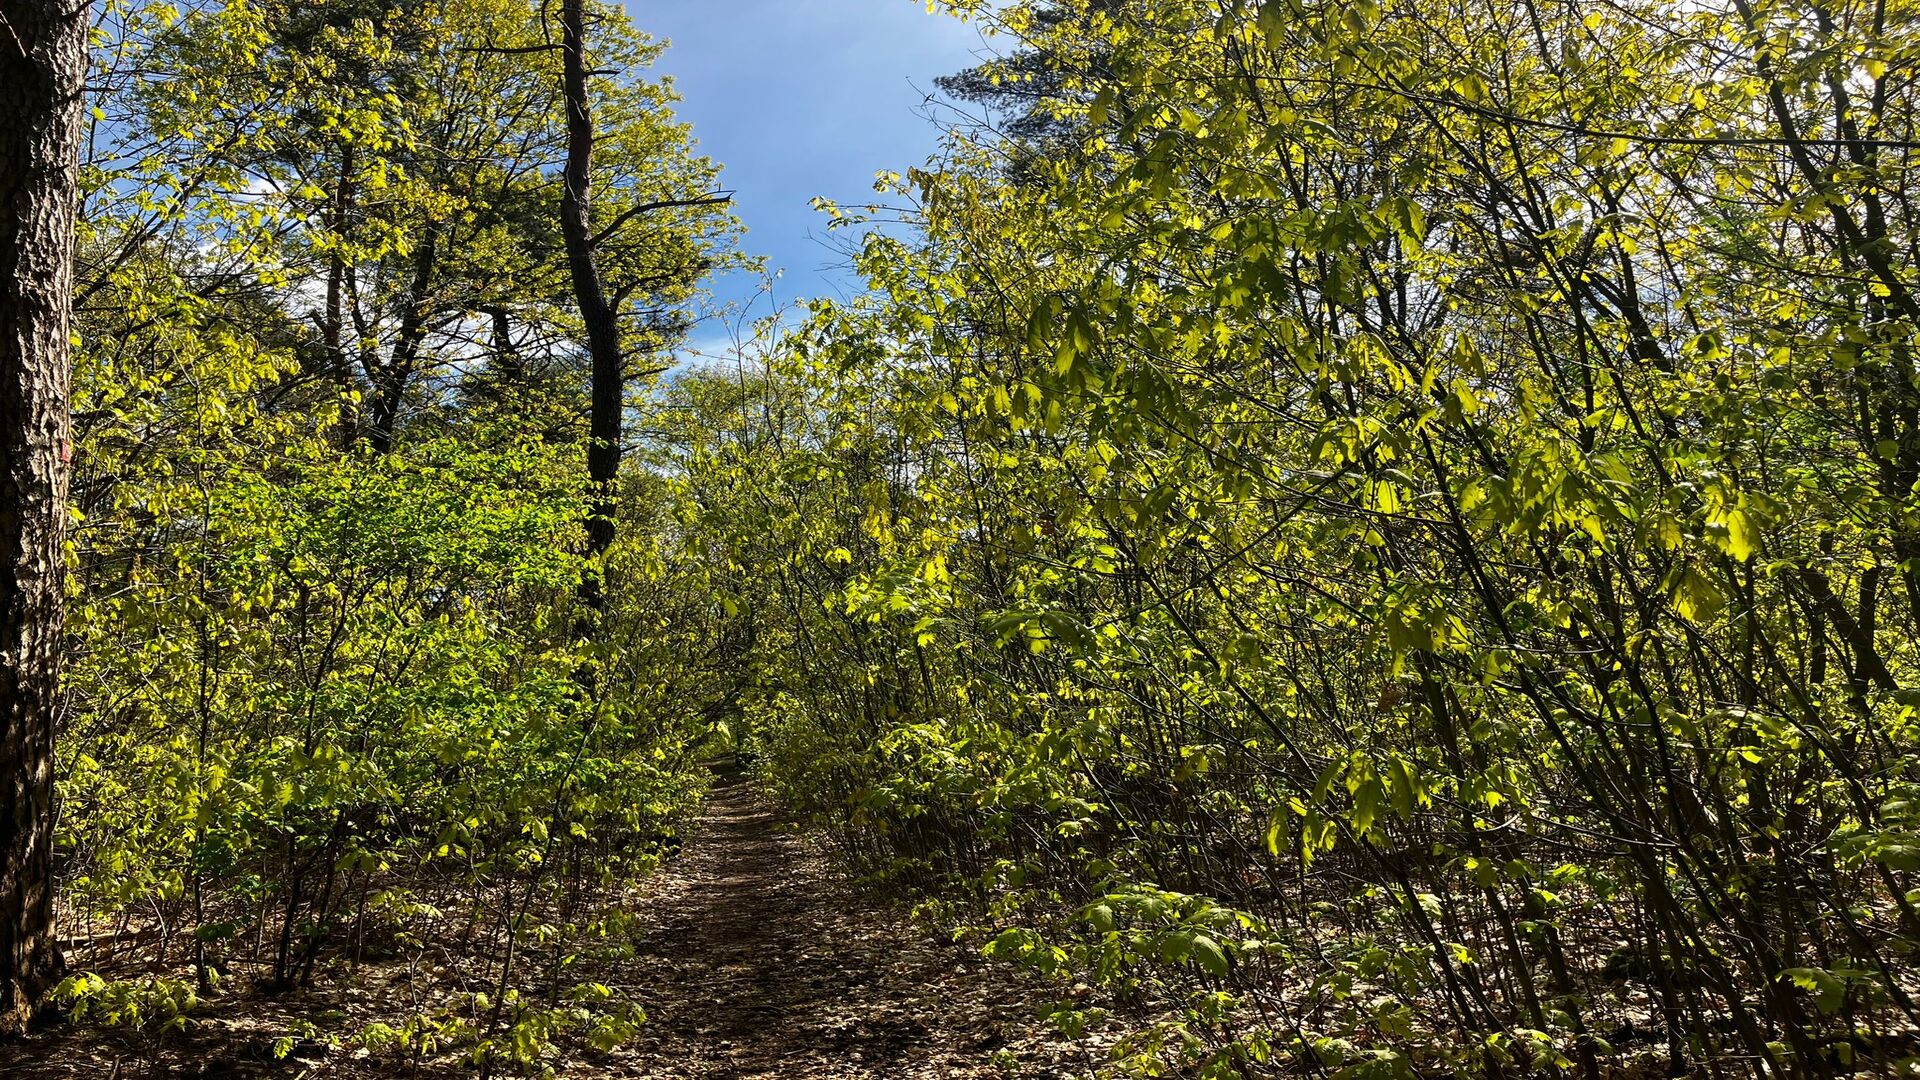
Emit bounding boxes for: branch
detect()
[589,191,733,247]
[461,42,561,54]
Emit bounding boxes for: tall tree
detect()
[935,0,1124,144]
[560,0,623,616]
[0,0,89,1033]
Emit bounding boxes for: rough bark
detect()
[560,0,623,616]
[0,0,88,1034]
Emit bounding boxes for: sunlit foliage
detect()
[683,0,1920,1075]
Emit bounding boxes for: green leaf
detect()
[1723,509,1756,562]
[1781,968,1846,1014]
[1189,933,1230,977]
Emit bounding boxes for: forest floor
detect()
[0,774,1094,1078]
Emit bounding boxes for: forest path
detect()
[608,773,1081,1078]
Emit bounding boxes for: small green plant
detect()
[359,1009,481,1065]
[53,973,200,1071]
[54,973,199,1034]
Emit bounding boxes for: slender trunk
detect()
[486,307,523,385]
[365,223,440,455]
[321,146,356,448]
[560,0,623,617]
[0,0,88,1033]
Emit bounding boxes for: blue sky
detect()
[636,2,992,343]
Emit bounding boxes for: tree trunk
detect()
[487,307,523,385]
[560,0,623,617]
[0,0,88,1034]
[364,222,441,455]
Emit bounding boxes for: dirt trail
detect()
[608,774,1082,1078]
[0,775,1087,1078]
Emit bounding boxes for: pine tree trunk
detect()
[0,0,88,1034]
[560,0,623,616]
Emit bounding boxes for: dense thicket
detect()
[679,0,1920,1076]
[46,0,736,1069]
